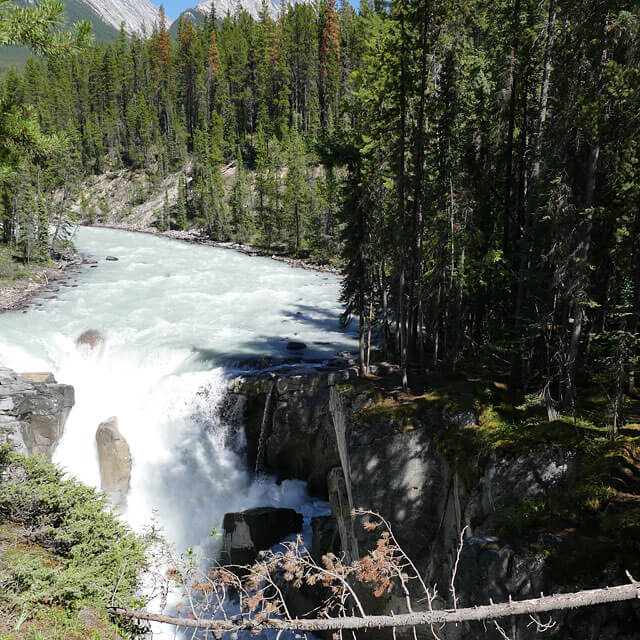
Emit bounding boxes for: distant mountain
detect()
[170,0,308,37]
[1,0,162,70]
[80,0,161,33]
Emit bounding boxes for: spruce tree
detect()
[176,173,188,230]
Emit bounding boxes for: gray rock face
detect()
[310,515,340,563]
[226,368,358,496]
[221,507,303,565]
[96,416,132,506]
[76,330,103,349]
[0,365,74,460]
[224,366,639,639]
[465,446,576,535]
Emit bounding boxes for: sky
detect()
[162,0,358,21]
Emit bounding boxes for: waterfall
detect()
[0,225,356,536]
[254,378,276,476]
[0,226,355,638]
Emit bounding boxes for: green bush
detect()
[0,445,149,614]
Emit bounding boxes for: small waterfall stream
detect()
[254,378,276,475]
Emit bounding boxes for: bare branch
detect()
[109,582,640,632]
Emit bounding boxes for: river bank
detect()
[0,251,84,313]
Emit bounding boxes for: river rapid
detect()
[0,226,356,560]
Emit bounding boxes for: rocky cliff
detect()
[225,365,640,640]
[0,366,74,460]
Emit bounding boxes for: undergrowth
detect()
[344,376,640,587]
[0,445,151,638]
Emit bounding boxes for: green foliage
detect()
[0,0,91,59]
[2,0,640,415]
[0,446,149,615]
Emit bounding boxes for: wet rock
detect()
[286,341,307,351]
[0,365,74,460]
[76,330,103,349]
[95,416,132,507]
[105,256,119,261]
[227,371,352,496]
[221,507,303,565]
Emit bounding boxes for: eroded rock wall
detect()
[226,366,640,639]
[0,365,74,460]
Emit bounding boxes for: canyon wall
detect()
[0,366,74,460]
[225,366,640,640]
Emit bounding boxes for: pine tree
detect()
[176,173,188,230]
[283,130,310,254]
[230,152,253,243]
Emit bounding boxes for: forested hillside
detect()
[1,0,640,425]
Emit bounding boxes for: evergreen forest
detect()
[1,0,640,429]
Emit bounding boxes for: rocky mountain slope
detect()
[79,0,160,32]
[172,0,309,32]
[1,0,160,70]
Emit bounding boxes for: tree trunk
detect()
[397,1,409,391]
[502,0,521,268]
[110,582,640,633]
[563,16,608,407]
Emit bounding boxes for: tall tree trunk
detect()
[531,0,556,184]
[397,1,409,391]
[412,0,430,368]
[502,0,521,269]
[628,205,640,392]
[564,17,608,407]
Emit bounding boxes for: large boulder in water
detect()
[221,507,303,565]
[96,416,132,507]
[76,330,103,350]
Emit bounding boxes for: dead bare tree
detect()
[109,511,640,639]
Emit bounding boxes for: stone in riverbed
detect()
[221,507,303,565]
[96,416,132,507]
[76,330,103,350]
[105,256,119,261]
[286,341,307,351]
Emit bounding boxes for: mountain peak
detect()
[82,0,161,33]
[184,0,307,23]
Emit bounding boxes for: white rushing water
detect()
[0,227,355,560]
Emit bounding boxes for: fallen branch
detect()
[108,582,640,632]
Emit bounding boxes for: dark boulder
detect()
[221,507,303,565]
[286,341,307,351]
[76,330,103,349]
